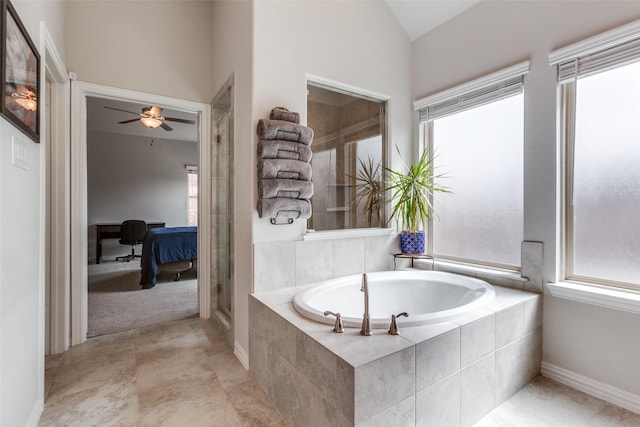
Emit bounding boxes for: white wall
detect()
[412,0,640,405]
[66,1,213,103]
[223,0,413,360]
[1,122,43,427]
[211,0,254,364]
[0,1,67,425]
[87,131,197,261]
[253,0,413,243]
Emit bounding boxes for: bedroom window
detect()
[552,29,640,290]
[415,63,528,269]
[187,165,198,226]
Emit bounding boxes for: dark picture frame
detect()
[1,0,39,143]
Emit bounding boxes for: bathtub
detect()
[293,270,496,328]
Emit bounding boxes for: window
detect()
[307,82,387,231]
[415,64,528,268]
[187,165,198,226]
[553,26,640,289]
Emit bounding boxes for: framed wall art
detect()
[1,0,40,143]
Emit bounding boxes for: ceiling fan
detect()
[104,105,195,131]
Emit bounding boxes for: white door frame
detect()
[70,81,211,346]
[40,23,70,357]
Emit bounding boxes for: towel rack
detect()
[270,217,294,225]
[257,107,314,225]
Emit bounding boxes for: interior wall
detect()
[211,0,253,363]
[0,122,43,426]
[0,2,67,425]
[252,0,412,244]
[412,0,640,402]
[66,1,213,103]
[231,0,413,361]
[86,131,197,261]
[66,0,214,347]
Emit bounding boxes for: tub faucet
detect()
[323,311,344,333]
[360,273,371,336]
[388,312,409,335]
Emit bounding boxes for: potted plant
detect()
[349,156,384,227]
[384,148,450,254]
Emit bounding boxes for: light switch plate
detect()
[11,134,28,170]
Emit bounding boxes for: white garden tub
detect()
[293,270,495,328]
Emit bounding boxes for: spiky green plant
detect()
[349,156,384,227]
[384,147,451,232]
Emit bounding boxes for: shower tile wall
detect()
[253,241,296,291]
[253,234,399,292]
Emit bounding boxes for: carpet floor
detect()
[87,260,198,337]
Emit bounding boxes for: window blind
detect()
[414,61,529,122]
[556,37,640,83]
[418,75,524,122]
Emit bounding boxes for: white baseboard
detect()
[542,361,640,414]
[26,398,44,427]
[234,341,249,370]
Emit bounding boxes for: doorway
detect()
[70,81,212,345]
[85,96,200,337]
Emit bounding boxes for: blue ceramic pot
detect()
[400,231,425,254]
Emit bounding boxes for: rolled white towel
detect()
[259,179,314,199]
[257,159,312,181]
[257,140,312,162]
[257,119,314,145]
[270,107,300,124]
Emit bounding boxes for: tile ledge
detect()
[415,258,527,282]
[546,281,640,314]
[302,227,394,240]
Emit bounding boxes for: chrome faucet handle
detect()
[360,273,371,336]
[323,311,344,333]
[388,312,409,335]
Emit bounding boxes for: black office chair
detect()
[115,220,147,262]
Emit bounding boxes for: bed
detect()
[140,226,197,289]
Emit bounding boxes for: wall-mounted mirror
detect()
[307,82,387,231]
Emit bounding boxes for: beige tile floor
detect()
[40,318,286,427]
[41,317,640,427]
[475,376,640,427]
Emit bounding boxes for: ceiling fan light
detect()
[140,116,162,128]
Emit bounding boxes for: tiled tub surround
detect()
[253,233,400,292]
[249,284,542,427]
[253,237,543,294]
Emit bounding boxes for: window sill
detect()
[302,227,394,241]
[546,281,640,314]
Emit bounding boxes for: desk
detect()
[95,222,165,264]
[393,253,434,270]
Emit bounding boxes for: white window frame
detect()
[305,74,390,234]
[551,18,640,292]
[186,165,198,226]
[414,61,529,270]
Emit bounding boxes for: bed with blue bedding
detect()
[140,226,197,289]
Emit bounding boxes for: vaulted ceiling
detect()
[87,1,480,143]
[384,0,481,41]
